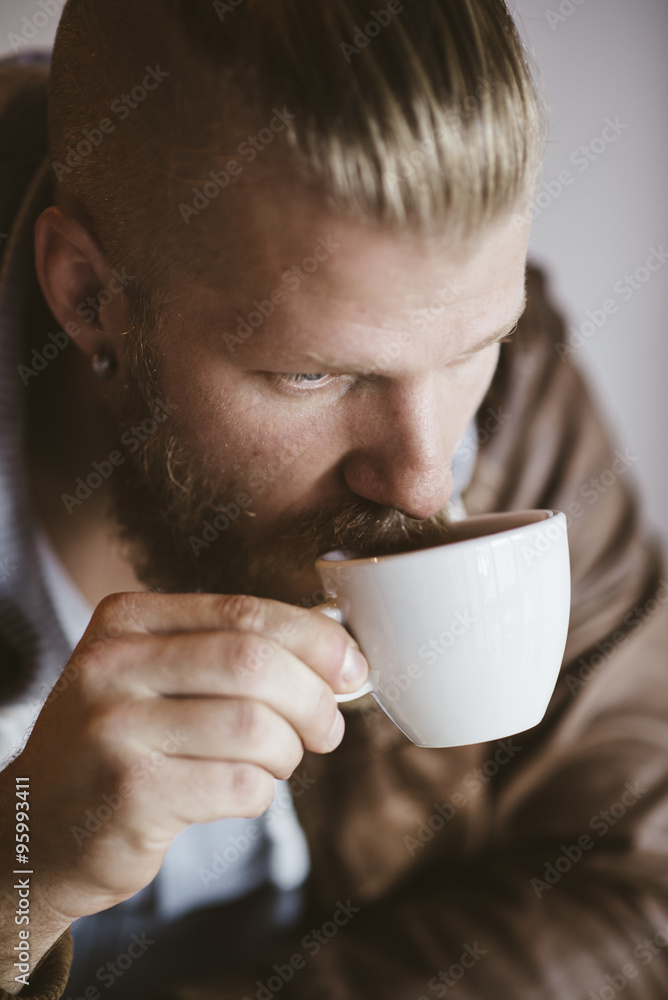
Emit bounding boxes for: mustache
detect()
[276,499,455,562]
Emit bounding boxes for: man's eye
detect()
[281,373,330,384]
[267,372,353,394]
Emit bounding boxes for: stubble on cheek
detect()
[103,321,241,593]
[105,317,468,600]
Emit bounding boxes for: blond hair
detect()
[48,0,546,307]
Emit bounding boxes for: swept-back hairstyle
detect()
[48,0,546,309]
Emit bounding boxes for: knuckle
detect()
[93,591,143,636]
[76,632,135,688]
[229,702,303,781]
[230,763,275,817]
[95,592,124,622]
[230,699,265,744]
[229,631,274,684]
[94,591,129,626]
[72,642,113,693]
[218,594,267,635]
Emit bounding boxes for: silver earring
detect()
[91,347,118,380]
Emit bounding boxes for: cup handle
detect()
[314,601,374,703]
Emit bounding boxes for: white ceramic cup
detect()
[315,509,571,748]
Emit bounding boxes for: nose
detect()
[342,380,454,520]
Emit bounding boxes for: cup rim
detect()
[315,508,564,568]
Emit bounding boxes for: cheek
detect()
[157,344,230,446]
[159,355,342,498]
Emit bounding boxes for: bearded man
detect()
[0,2,667,999]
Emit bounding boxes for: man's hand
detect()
[0,591,368,983]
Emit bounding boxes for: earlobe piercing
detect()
[91,347,119,379]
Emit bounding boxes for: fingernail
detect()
[327,710,345,747]
[341,645,368,686]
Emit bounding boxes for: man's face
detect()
[110,193,530,604]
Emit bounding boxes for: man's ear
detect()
[34,206,130,367]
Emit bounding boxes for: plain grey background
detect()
[0,0,666,540]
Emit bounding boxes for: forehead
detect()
[174,187,530,360]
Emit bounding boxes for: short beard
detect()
[108,311,454,601]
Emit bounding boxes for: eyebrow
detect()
[258,289,528,375]
[460,291,527,359]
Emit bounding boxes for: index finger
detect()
[89,591,368,694]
